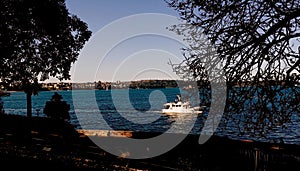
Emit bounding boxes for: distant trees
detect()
[0,0,92,117]
[166,0,300,137]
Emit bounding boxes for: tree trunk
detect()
[26,91,32,117]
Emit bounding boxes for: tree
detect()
[166,0,300,138]
[0,0,92,117]
[0,97,4,115]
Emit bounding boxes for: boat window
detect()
[163,105,170,109]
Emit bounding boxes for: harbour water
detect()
[1,88,300,145]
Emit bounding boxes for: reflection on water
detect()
[1,88,300,145]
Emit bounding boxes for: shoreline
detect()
[0,114,299,170]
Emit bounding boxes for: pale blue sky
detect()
[44,1,299,83]
[53,0,186,83]
[66,0,180,33]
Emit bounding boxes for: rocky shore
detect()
[0,114,299,170]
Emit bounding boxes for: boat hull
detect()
[162,107,202,114]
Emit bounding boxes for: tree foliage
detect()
[166,0,300,139]
[0,0,92,116]
[167,0,300,83]
[0,0,91,83]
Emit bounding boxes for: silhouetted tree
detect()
[166,0,300,137]
[0,0,92,117]
[0,97,4,115]
[44,92,70,121]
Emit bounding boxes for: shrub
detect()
[43,92,70,121]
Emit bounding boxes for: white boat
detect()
[161,95,202,114]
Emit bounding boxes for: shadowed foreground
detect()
[0,114,299,170]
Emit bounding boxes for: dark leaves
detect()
[0,0,92,85]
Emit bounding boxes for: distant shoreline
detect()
[2,79,299,92]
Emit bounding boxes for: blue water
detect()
[1,88,300,145]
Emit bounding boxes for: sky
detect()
[65,0,180,34]
[38,1,300,83]
[53,0,187,83]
